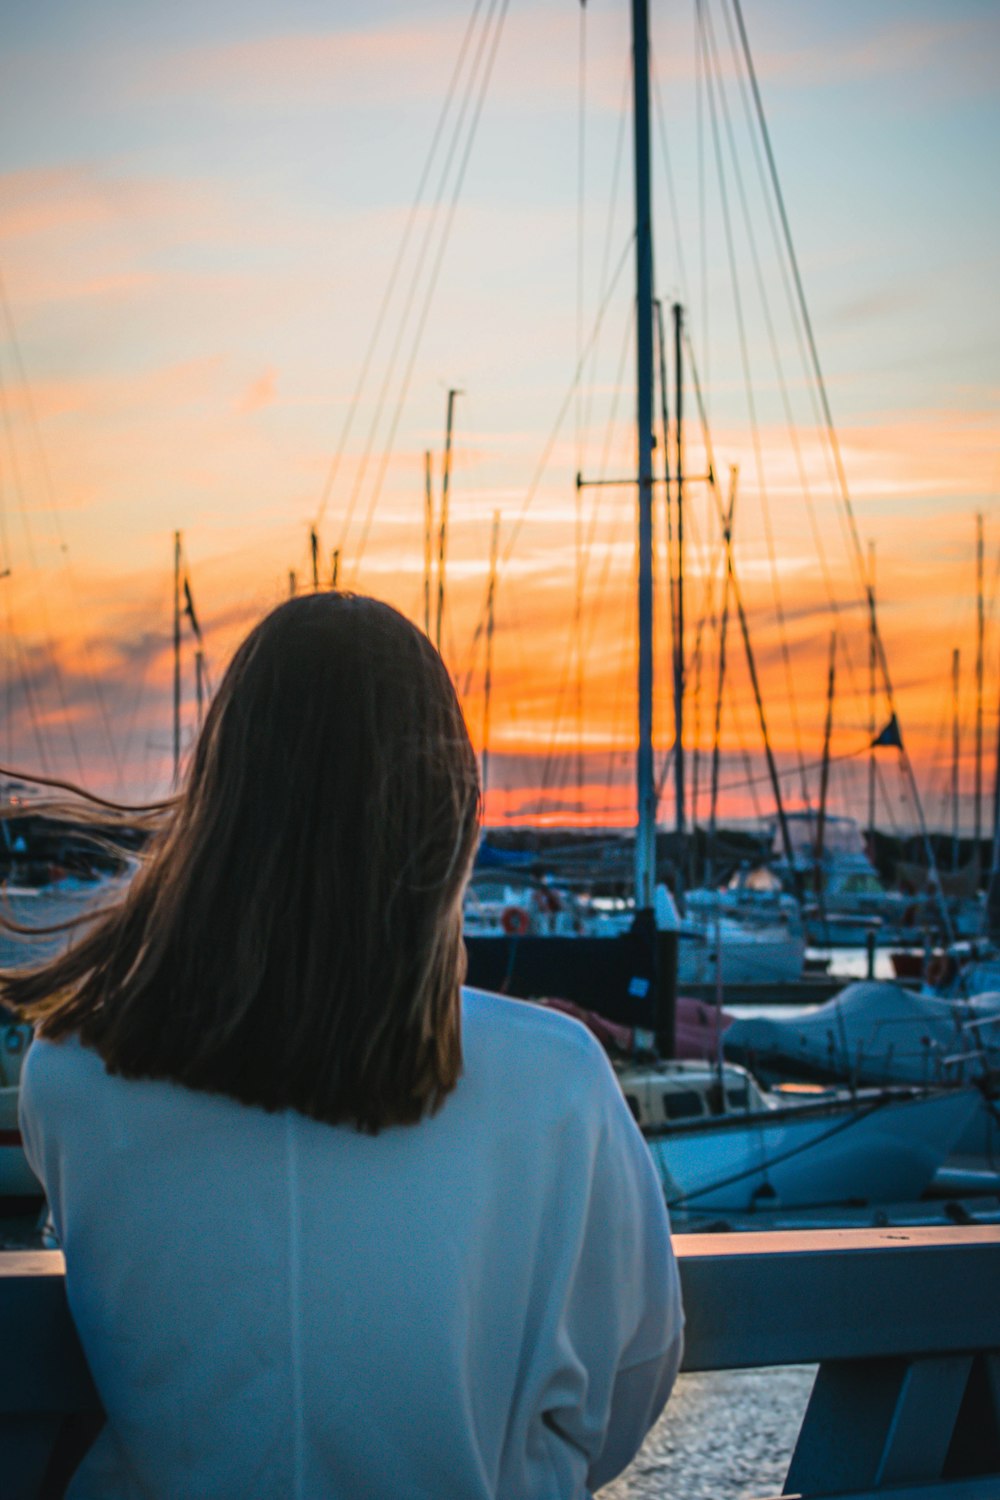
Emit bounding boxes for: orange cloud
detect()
[236,369,277,415]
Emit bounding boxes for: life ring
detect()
[501,906,531,937]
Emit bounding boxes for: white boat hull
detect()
[675,924,805,988]
[645,1087,978,1214]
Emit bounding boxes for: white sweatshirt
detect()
[20,987,683,1499]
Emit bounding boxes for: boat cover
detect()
[723,980,1000,1087]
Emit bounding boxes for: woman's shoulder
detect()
[20,1032,104,1117]
[22,1030,97,1087]
[460,987,614,1099]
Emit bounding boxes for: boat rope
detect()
[312,0,487,534]
[540,310,636,800]
[500,234,634,570]
[580,59,631,452]
[115,579,171,784]
[648,41,690,305]
[574,0,588,808]
[725,0,954,941]
[695,0,709,412]
[658,1092,892,1209]
[699,6,812,814]
[349,0,510,578]
[714,0,901,837]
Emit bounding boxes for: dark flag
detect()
[871,714,903,750]
[183,577,202,642]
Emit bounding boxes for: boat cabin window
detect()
[726,1085,750,1110]
[661,1090,705,1121]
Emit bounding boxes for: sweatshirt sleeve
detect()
[539,1035,684,1491]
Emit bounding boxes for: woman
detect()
[13,593,683,1498]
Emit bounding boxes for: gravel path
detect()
[600,1365,817,1499]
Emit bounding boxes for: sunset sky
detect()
[0,0,997,834]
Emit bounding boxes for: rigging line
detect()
[648,40,690,304]
[580,58,630,450]
[0,273,121,781]
[541,313,635,802]
[461,242,636,725]
[600,589,635,816]
[7,625,53,774]
[500,231,635,569]
[338,0,500,559]
[349,0,510,577]
[580,301,635,612]
[117,617,164,791]
[542,417,629,804]
[729,672,764,822]
[575,0,587,477]
[713,738,883,798]
[315,0,487,531]
[653,534,724,808]
[458,622,483,701]
[659,1095,887,1209]
[682,339,799,865]
[695,0,709,414]
[700,7,812,811]
[0,366,85,781]
[456,113,630,734]
[574,0,588,807]
[0,392,17,769]
[728,0,891,643]
[715,1,873,735]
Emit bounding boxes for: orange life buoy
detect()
[501,905,531,937]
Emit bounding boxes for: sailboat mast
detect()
[482,510,500,814]
[173,530,181,786]
[708,467,738,885]
[975,513,984,865]
[673,303,686,850]
[435,388,460,654]
[815,631,836,890]
[952,646,961,872]
[423,451,433,636]
[631,0,656,911]
[309,527,320,591]
[867,541,876,852]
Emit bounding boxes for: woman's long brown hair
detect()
[2,594,481,1132]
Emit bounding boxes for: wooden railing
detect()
[2,1225,999,1498]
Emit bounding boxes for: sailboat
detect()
[463,0,808,1000]
[463,0,985,1218]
